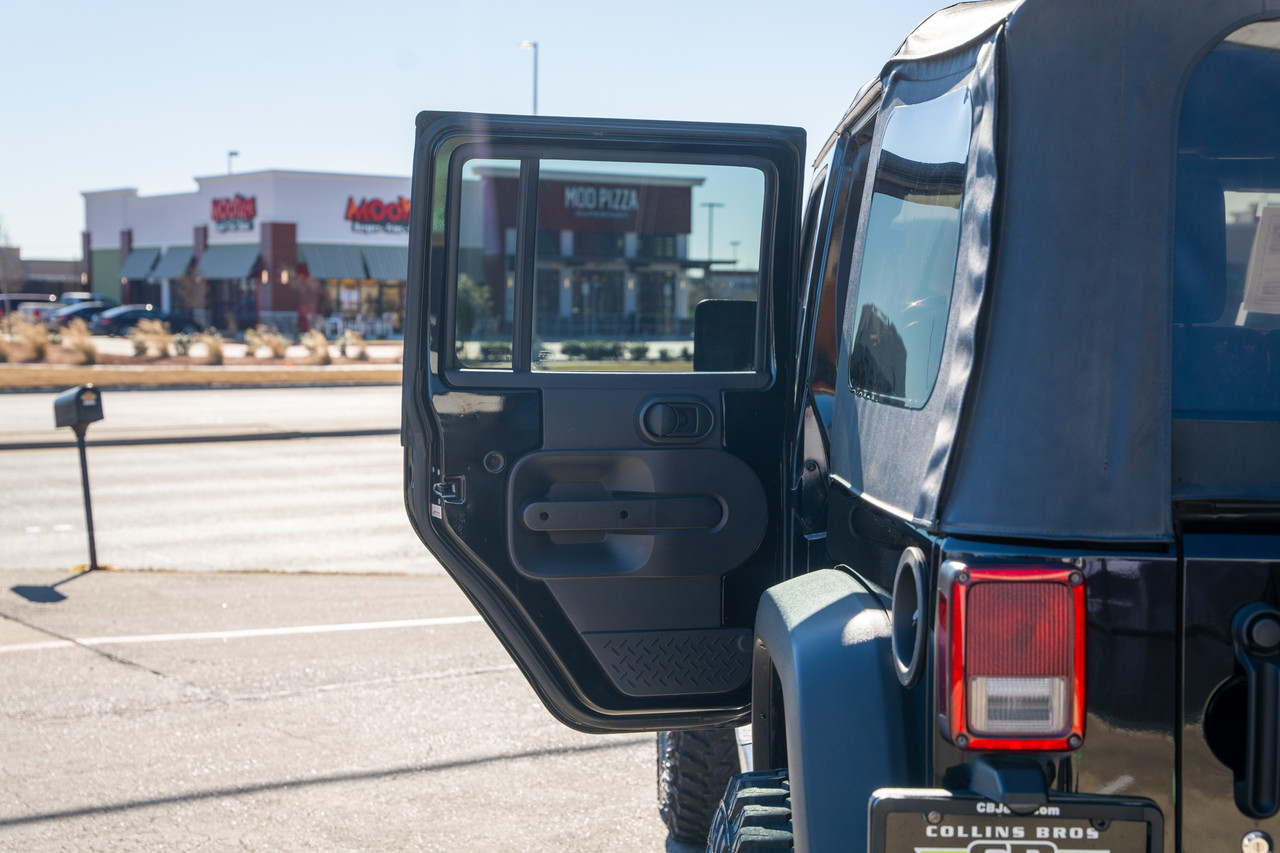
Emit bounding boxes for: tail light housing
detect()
[936,562,1085,751]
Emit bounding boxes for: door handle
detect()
[522,495,723,533]
[1232,602,1280,818]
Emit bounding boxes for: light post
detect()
[228,150,239,175]
[520,41,538,115]
[701,202,724,262]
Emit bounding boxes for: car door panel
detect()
[403,111,804,731]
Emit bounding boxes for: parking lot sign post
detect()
[53,384,104,572]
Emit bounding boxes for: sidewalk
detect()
[0,385,401,450]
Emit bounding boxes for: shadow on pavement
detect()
[10,569,97,604]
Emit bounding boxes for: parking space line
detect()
[0,615,483,655]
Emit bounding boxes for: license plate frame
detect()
[869,789,1163,853]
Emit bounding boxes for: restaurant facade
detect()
[82,170,413,335]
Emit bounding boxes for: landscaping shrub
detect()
[245,325,288,358]
[302,330,332,365]
[625,342,649,361]
[131,318,172,359]
[479,341,512,362]
[61,318,97,365]
[11,315,49,362]
[196,330,224,365]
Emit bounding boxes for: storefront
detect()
[461,166,719,344]
[82,170,411,336]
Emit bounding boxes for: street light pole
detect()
[701,202,724,262]
[520,41,538,115]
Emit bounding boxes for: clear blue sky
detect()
[0,0,953,259]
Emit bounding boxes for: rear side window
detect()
[1175,21,1280,420]
[848,87,971,409]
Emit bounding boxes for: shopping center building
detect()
[82,170,413,335]
[81,163,760,340]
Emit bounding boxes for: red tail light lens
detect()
[937,563,1085,751]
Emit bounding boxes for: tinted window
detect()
[1175,21,1280,420]
[848,88,971,408]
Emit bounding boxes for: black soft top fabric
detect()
[839,0,1280,542]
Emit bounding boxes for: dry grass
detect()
[301,330,331,365]
[340,330,368,361]
[61,318,97,365]
[9,314,50,362]
[196,330,224,365]
[245,325,289,358]
[131,318,172,359]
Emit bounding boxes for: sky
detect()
[0,0,954,260]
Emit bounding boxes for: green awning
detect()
[362,246,409,282]
[118,247,161,281]
[150,246,193,280]
[299,243,366,280]
[198,245,260,280]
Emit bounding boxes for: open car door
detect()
[402,112,805,732]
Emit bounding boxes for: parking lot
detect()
[0,387,683,851]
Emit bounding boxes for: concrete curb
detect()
[0,427,400,452]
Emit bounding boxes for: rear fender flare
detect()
[752,568,913,853]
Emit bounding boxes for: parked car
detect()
[1,293,60,322]
[89,304,193,336]
[59,292,120,309]
[47,301,110,329]
[403,1,1280,852]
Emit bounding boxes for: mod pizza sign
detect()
[345,196,411,234]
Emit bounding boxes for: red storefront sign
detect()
[345,196,411,234]
[211,194,257,233]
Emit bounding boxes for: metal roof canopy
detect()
[149,246,193,281]
[830,0,1280,543]
[299,244,367,280]
[197,245,260,280]
[117,248,160,281]
[361,246,409,282]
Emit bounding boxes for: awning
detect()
[362,246,409,282]
[150,246,193,280]
[118,247,161,281]
[299,244,366,280]
[198,244,260,280]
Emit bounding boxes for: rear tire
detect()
[705,768,794,853]
[657,728,740,845]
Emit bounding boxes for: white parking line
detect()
[0,615,483,655]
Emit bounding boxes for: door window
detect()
[1175,21,1280,420]
[448,156,768,375]
[848,87,972,409]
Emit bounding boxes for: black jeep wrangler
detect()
[402,0,1280,850]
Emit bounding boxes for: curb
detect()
[0,427,400,452]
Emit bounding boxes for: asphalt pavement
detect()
[0,385,692,850]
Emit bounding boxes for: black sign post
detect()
[53,384,104,572]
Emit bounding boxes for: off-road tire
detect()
[705,768,794,853]
[657,728,740,845]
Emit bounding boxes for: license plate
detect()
[870,789,1163,853]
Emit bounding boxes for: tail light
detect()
[936,562,1085,751]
